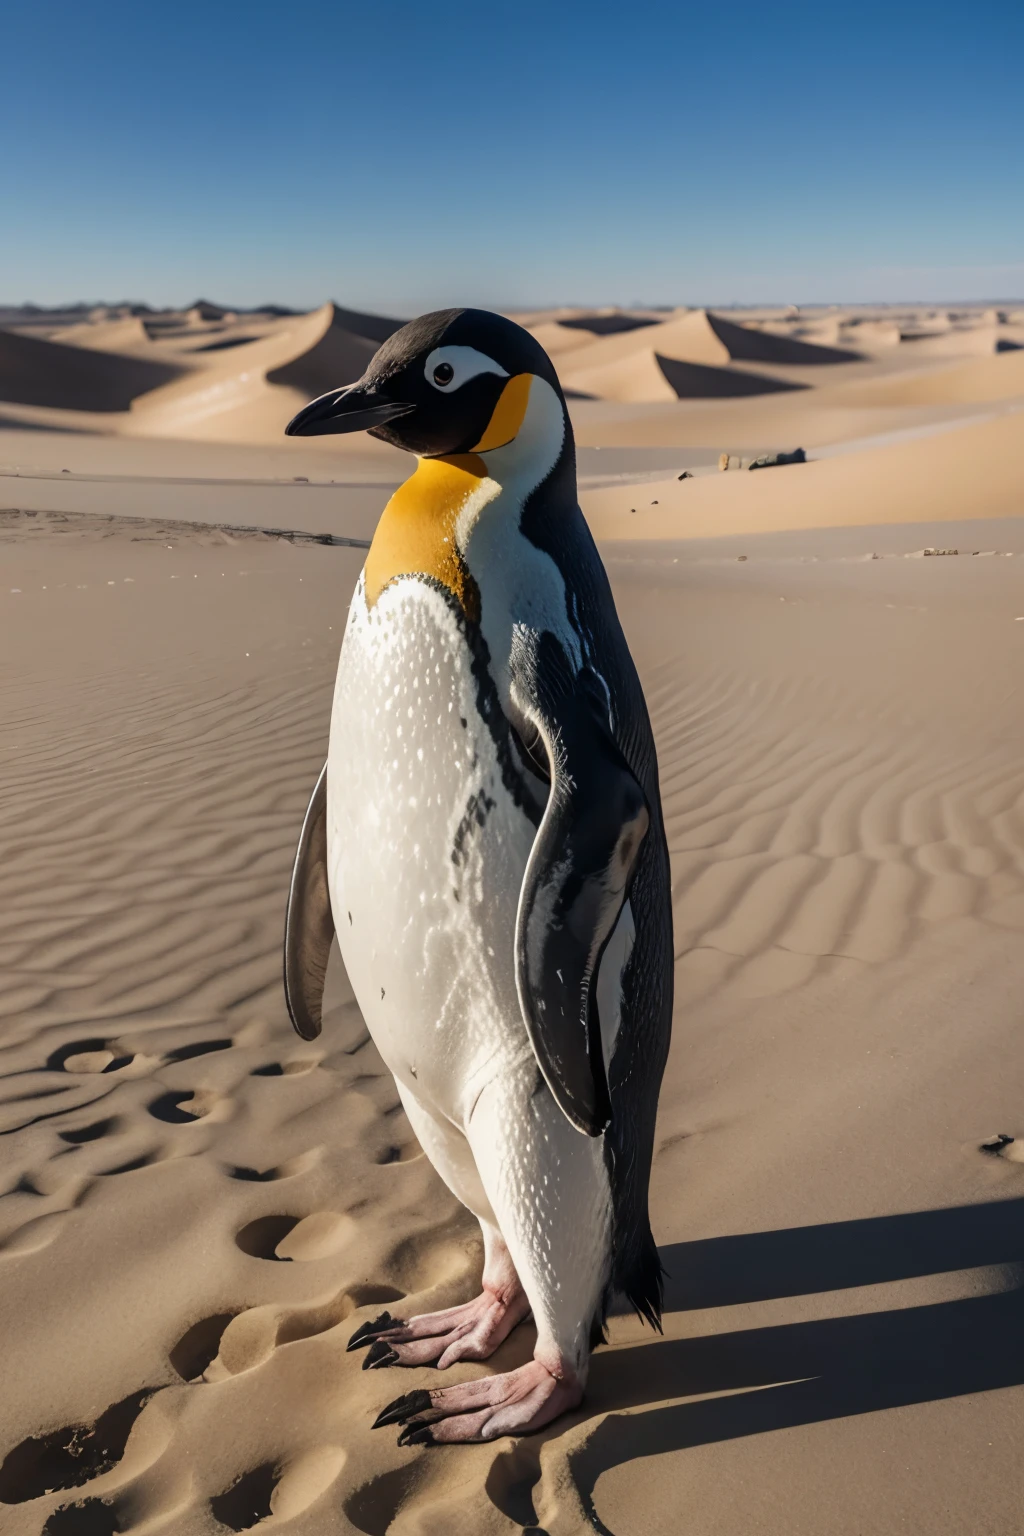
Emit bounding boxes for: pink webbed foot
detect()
[372,1358,583,1443]
[347,1286,531,1370]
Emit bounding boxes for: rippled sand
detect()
[2,299,1024,1533]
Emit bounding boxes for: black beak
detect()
[285,383,416,437]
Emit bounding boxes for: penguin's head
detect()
[285,308,567,460]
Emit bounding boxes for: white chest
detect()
[326,576,537,1117]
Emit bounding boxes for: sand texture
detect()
[2,299,1024,1533]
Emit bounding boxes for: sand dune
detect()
[560,346,679,403]
[565,347,805,403]
[187,300,236,324]
[558,309,861,402]
[518,310,667,366]
[583,403,1024,542]
[566,313,1024,450]
[51,316,152,353]
[123,304,403,443]
[701,310,862,366]
[894,324,1004,359]
[267,305,404,398]
[326,307,407,346]
[834,344,1024,408]
[561,308,863,373]
[1,298,1015,437]
[556,311,663,336]
[0,327,183,412]
[839,317,903,348]
[558,311,736,374]
[656,354,804,399]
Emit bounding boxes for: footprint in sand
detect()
[226,1147,322,1183]
[201,1284,406,1381]
[275,1210,356,1261]
[49,1035,226,1082]
[234,1215,303,1260]
[234,1210,355,1262]
[42,1496,121,1535]
[50,1039,159,1078]
[61,1050,116,1075]
[148,1088,231,1125]
[47,1039,111,1073]
[249,1057,321,1078]
[272,1281,403,1349]
[0,1389,155,1504]
[210,1447,346,1531]
[170,1312,239,1382]
[345,1463,425,1536]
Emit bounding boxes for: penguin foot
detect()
[374,1359,583,1444]
[347,1286,530,1369]
[347,1311,405,1352]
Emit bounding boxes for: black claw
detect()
[372,1389,432,1429]
[398,1420,436,1447]
[363,1340,399,1370]
[347,1311,403,1351]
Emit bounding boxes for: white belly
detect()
[327,576,537,1124]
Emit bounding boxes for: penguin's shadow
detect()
[564,1197,1024,1533]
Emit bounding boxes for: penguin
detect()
[283,309,673,1444]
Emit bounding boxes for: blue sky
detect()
[3,0,1021,311]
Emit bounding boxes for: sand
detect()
[2,299,1024,1534]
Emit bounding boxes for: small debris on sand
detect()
[748,448,807,471]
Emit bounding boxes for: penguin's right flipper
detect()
[513,636,650,1137]
[283,761,335,1040]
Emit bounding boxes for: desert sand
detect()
[2,298,1024,1534]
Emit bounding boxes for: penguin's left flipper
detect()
[283,761,335,1040]
[514,638,649,1138]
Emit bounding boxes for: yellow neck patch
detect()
[364,453,488,619]
[363,373,534,618]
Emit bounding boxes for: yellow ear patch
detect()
[364,453,489,618]
[363,375,533,616]
[472,373,533,452]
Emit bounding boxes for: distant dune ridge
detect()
[0,296,1020,432]
[49,316,152,353]
[266,305,405,398]
[3,288,1024,1533]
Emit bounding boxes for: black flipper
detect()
[513,635,650,1137]
[283,762,334,1040]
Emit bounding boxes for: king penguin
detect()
[282,309,673,1444]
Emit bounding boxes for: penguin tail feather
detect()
[619,1225,665,1334]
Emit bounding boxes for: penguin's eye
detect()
[424,345,509,393]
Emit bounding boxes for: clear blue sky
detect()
[3,0,1021,311]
